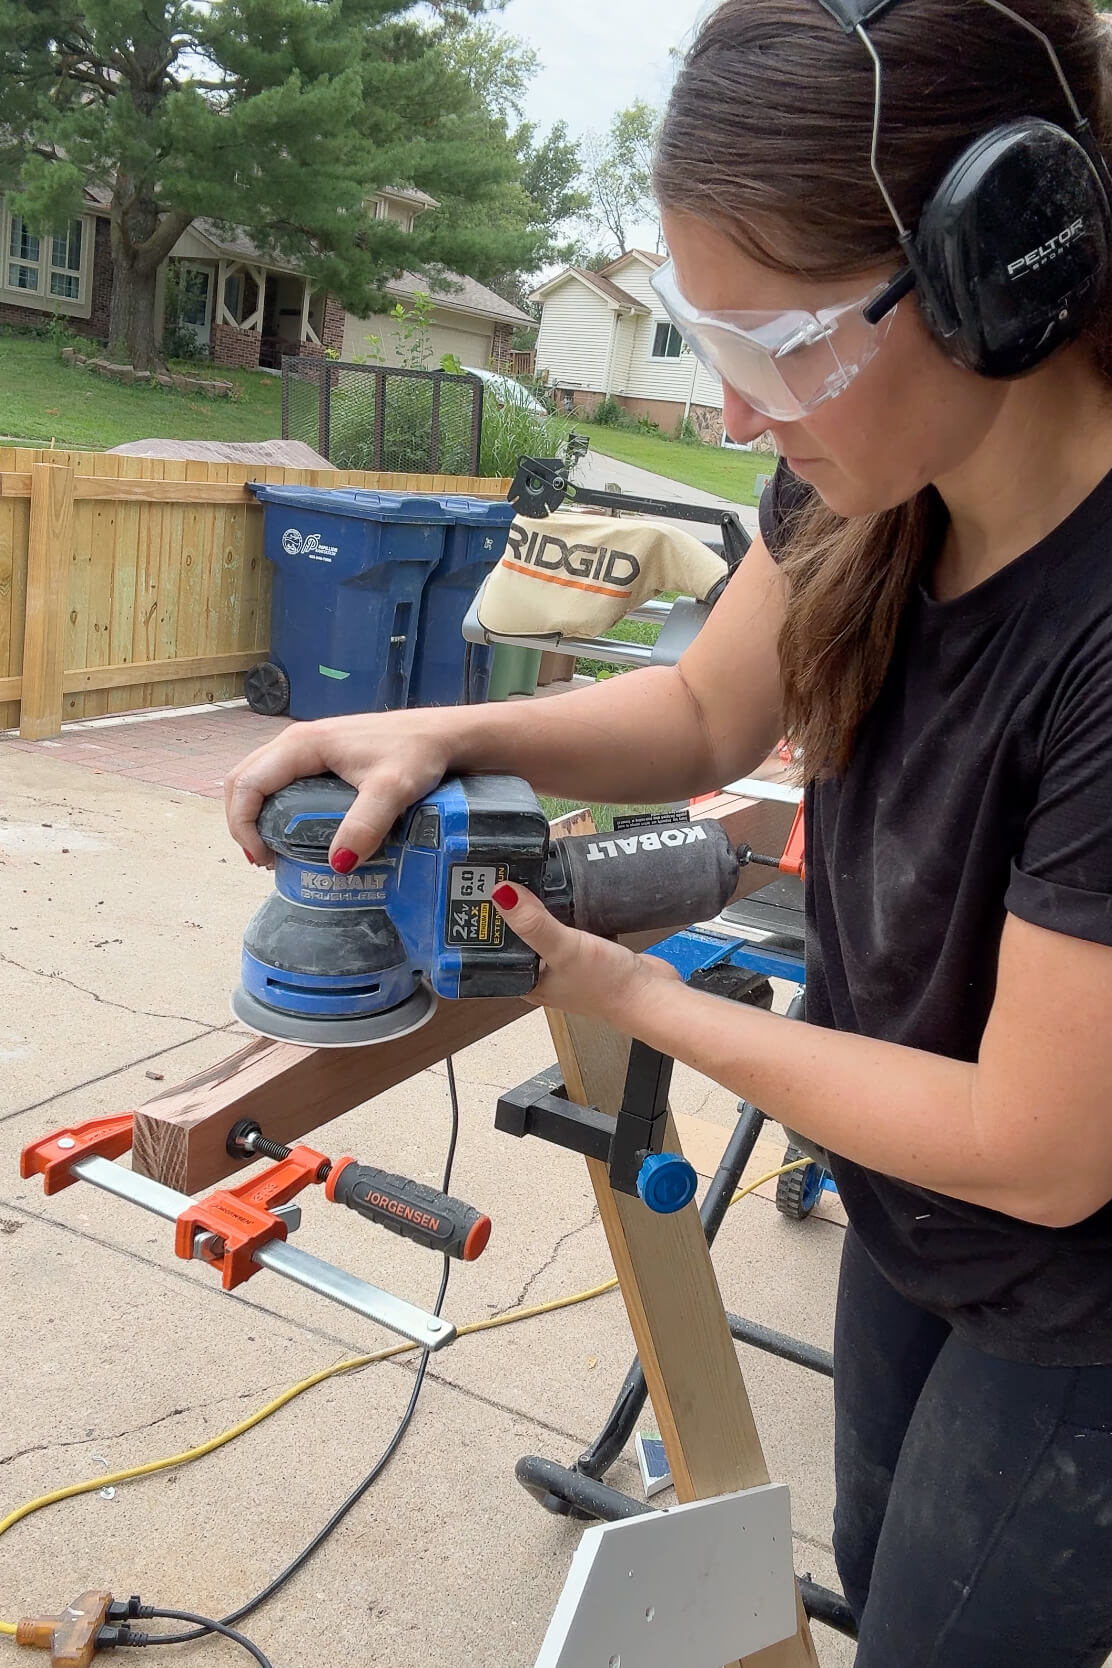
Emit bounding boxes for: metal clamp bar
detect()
[72,1157,457,1351]
[466,629,653,668]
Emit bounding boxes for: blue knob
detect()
[637,1152,698,1215]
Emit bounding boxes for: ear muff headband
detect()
[811,0,1112,377]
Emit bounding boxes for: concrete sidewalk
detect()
[0,721,850,1668]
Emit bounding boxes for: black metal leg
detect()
[577,1100,767,1479]
[515,1457,857,1641]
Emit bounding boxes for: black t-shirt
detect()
[761,460,1112,1366]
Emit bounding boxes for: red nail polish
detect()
[243,849,255,866]
[492,883,518,910]
[331,849,359,875]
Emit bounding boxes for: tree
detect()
[583,98,661,257]
[0,0,544,369]
[438,19,539,123]
[435,19,588,299]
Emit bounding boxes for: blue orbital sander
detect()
[232,773,743,1050]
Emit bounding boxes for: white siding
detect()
[611,311,638,393]
[534,279,615,393]
[606,254,724,411]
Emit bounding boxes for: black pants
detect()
[834,1230,1112,1667]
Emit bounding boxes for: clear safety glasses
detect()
[649,257,899,422]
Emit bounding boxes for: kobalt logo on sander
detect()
[586,826,709,861]
[1008,216,1087,278]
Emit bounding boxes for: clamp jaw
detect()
[175,1143,329,1290]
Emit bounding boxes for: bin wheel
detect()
[245,661,290,717]
[776,1143,826,1221]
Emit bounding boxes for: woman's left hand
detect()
[492,882,681,1027]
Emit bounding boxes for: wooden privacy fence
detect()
[0,449,510,739]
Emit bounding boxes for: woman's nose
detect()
[722,388,771,447]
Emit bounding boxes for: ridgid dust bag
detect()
[475,515,728,640]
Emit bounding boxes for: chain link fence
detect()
[282,357,485,474]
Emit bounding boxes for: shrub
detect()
[635,414,661,435]
[593,397,626,428]
[45,312,83,358]
[674,414,702,445]
[479,399,573,478]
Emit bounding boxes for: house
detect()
[0,185,531,371]
[530,250,725,441]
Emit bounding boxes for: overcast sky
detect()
[498,0,713,252]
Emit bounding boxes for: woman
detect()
[227,2,1112,1660]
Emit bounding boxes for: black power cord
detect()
[139,1057,462,1658]
[114,1609,274,1666]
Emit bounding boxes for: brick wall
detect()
[0,215,113,343]
[555,387,604,416]
[211,321,262,368]
[604,394,724,444]
[321,295,345,354]
[490,322,513,370]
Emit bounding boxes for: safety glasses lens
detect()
[650,261,893,420]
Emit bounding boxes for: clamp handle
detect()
[326,1160,491,1261]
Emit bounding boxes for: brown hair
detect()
[655,0,1112,777]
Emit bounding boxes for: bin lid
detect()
[438,496,517,527]
[248,483,514,525]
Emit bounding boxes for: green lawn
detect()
[0,332,283,450]
[573,419,774,504]
[540,797,674,832]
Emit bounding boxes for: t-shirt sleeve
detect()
[1006,640,1112,948]
[758,458,814,563]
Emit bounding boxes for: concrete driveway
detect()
[0,714,849,1668]
[572,446,764,542]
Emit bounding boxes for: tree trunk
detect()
[107,250,162,372]
[107,192,193,373]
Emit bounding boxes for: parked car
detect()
[464,366,548,417]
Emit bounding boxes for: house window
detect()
[49,220,83,299]
[2,201,90,310]
[652,321,685,359]
[8,216,40,291]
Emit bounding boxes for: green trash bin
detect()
[488,645,543,701]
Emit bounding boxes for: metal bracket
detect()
[495,1046,674,1201]
[495,1066,613,1164]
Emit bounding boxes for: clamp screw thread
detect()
[251,1134,294,1163]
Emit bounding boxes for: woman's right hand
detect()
[225,712,456,870]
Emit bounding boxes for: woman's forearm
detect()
[440,664,756,807]
[624,977,1043,1219]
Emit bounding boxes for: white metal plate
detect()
[534,1484,796,1668]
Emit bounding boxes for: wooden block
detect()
[132,996,528,1194]
[19,464,75,740]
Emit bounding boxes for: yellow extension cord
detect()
[0,1157,812,1639]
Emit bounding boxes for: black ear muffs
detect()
[909,119,1112,377]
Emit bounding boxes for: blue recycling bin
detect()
[248,485,455,721]
[407,497,518,707]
